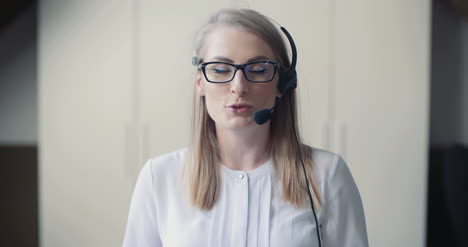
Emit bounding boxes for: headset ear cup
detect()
[278,70,288,93]
[288,70,298,90]
[278,69,297,94]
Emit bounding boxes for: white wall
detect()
[39,1,135,246]
[0,6,37,145]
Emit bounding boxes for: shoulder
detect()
[144,147,189,182]
[309,146,342,182]
[308,146,354,199]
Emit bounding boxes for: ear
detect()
[195,71,205,96]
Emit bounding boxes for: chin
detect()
[221,117,257,130]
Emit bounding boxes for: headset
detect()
[253,24,323,247]
[192,18,322,247]
[252,26,297,125]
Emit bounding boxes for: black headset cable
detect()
[290,101,322,247]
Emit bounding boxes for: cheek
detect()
[203,84,228,112]
[256,82,280,104]
[204,83,227,99]
[266,88,279,105]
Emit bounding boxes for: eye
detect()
[248,68,268,74]
[212,68,231,74]
[246,63,269,74]
[207,64,232,74]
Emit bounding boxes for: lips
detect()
[226,103,252,114]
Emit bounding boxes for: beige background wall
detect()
[39,0,431,246]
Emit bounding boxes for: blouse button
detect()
[239,174,245,179]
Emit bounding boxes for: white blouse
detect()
[123,147,368,247]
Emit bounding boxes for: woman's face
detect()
[196,26,280,130]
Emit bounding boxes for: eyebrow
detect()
[209,55,271,63]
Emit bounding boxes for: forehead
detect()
[201,25,276,63]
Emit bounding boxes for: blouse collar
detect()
[221,159,273,182]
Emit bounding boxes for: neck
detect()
[216,123,271,171]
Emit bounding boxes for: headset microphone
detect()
[252,74,296,125]
[253,96,282,125]
[253,68,297,125]
[253,109,272,125]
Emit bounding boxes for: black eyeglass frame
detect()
[197,60,281,83]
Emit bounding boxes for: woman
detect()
[123,8,368,247]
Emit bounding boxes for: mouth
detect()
[226,103,253,114]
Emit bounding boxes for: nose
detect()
[230,69,249,97]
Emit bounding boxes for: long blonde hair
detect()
[185,8,321,210]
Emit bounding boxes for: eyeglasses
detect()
[198,61,280,83]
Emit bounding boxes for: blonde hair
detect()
[185,8,321,210]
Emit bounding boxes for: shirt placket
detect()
[230,171,249,247]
